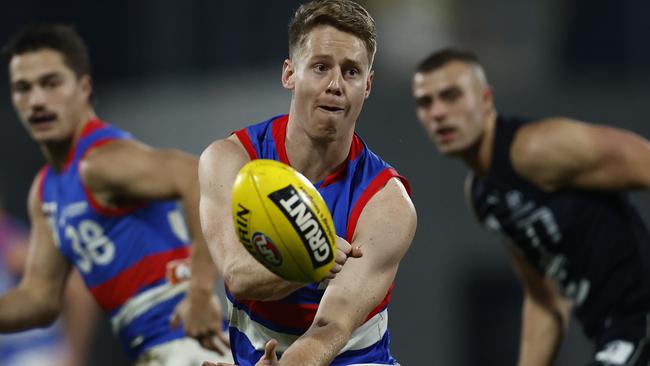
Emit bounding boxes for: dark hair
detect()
[2,23,91,79]
[416,48,481,74]
[289,0,376,66]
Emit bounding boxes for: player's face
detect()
[9,49,91,144]
[413,61,491,156]
[282,25,373,142]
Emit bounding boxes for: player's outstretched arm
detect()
[80,140,226,350]
[275,177,416,366]
[0,174,72,331]
[198,136,302,301]
[504,242,571,366]
[512,118,650,192]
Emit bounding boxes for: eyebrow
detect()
[39,72,63,81]
[341,58,363,69]
[414,95,433,106]
[11,71,62,85]
[309,54,363,66]
[438,85,462,97]
[308,54,333,62]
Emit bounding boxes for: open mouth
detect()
[436,127,456,142]
[28,113,57,125]
[318,105,344,113]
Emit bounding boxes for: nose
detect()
[430,101,448,122]
[326,69,343,96]
[27,86,47,109]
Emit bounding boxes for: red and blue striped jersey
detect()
[230,114,411,365]
[38,119,190,358]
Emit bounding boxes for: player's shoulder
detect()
[199,135,250,177]
[201,135,247,162]
[511,117,591,191]
[27,166,49,217]
[512,117,586,162]
[77,137,166,198]
[79,139,145,175]
[371,177,415,220]
[356,175,416,249]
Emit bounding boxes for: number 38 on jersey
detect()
[64,219,116,274]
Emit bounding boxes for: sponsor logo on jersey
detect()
[268,185,333,268]
[62,201,88,220]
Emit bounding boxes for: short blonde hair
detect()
[288,0,376,67]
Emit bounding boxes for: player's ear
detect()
[482,85,494,112]
[364,69,374,99]
[80,74,93,101]
[282,58,295,90]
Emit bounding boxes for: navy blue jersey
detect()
[468,115,650,338]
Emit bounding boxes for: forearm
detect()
[517,296,566,366]
[223,256,301,301]
[180,164,220,295]
[188,239,220,308]
[278,321,351,366]
[0,286,60,332]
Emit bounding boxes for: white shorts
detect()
[135,337,233,366]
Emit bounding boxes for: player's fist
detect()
[325,236,362,280]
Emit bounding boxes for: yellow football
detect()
[231,159,336,283]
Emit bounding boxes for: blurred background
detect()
[1,0,650,364]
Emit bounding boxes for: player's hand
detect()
[326,236,363,280]
[254,339,280,365]
[203,339,279,366]
[170,291,230,355]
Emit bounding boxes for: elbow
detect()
[32,301,62,328]
[35,310,60,328]
[223,270,247,299]
[223,264,290,301]
[546,306,567,330]
[310,316,354,343]
[222,264,257,300]
[523,291,570,332]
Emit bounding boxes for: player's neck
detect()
[461,111,496,176]
[40,109,97,171]
[285,117,353,183]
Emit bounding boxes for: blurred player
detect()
[0,198,96,366]
[0,24,232,365]
[412,48,650,365]
[199,1,416,365]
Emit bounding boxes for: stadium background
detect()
[1,0,649,364]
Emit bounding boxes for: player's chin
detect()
[436,141,464,156]
[31,130,66,144]
[309,127,338,143]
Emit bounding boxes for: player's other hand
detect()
[326,236,363,280]
[204,339,278,366]
[170,292,230,355]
